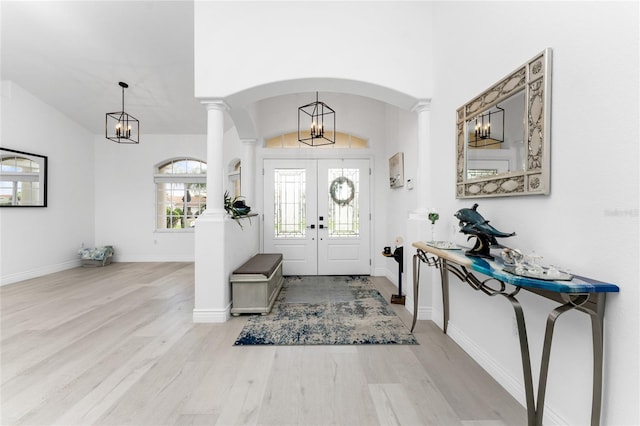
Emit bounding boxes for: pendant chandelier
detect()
[468,105,504,148]
[105,82,139,144]
[298,92,335,147]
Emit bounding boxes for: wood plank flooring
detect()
[1,262,525,425]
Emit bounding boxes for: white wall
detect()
[0,81,95,285]
[382,104,419,284]
[94,134,206,262]
[430,2,639,425]
[195,1,433,100]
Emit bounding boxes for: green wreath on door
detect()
[329,176,355,206]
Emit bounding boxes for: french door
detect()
[264,159,370,276]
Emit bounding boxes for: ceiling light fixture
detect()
[298,92,335,147]
[468,106,504,148]
[105,81,139,144]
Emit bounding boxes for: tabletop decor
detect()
[501,248,573,281]
[428,208,439,242]
[454,203,515,259]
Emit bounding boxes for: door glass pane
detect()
[327,168,359,237]
[274,169,306,238]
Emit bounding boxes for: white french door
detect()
[264,159,370,276]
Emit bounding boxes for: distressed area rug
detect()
[233,276,417,345]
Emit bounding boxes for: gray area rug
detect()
[234,276,417,345]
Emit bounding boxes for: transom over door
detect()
[264,159,370,276]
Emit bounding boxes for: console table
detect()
[411,241,619,426]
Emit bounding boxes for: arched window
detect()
[265,131,368,149]
[228,159,241,198]
[154,158,206,230]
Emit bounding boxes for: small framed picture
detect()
[389,152,404,188]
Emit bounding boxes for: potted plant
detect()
[224,191,252,228]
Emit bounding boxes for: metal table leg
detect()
[535,293,605,426]
[589,297,605,426]
[411,254,420,332]
[443,264,537,425]
[504,293,537,426]
[411,250,439,332]
[440,258,450,334]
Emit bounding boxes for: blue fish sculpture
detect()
[455,203,515,259]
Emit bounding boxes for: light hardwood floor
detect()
[1,262,525,425]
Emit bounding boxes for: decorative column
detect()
[241,138,257,208]
[406,99,433,323]
[411,100,432,217]
[202,100,228,217]
[194,99,229,323]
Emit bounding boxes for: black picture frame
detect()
[0,147,48,207]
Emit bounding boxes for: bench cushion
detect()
[232,253,283,279]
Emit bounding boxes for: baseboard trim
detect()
[446,322,567,426]
[372,267,388,277]
[0,259,81,286]
[416,306,432,320]
[113,255,195,262]
[192,306,230,323]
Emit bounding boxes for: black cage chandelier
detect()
[298,92,335,147]
[468,106,504,148]
[105,82,140,144]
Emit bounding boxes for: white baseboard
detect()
[416,306,432,320]
[0,259,81,286]
[446,322,567,426]
[0,257,194,286]
[447,322,525,404]
[372,267,391,278]
[113,255,195,262]
[192,306,230,323]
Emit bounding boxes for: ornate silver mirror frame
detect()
[456,48,552,198]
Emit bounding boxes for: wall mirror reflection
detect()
[456,48,552,198]
[0,147,48,207]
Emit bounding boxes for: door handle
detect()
[309,224,316,229]
[319,224,324,229]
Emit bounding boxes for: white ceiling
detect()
[1,0,207,135]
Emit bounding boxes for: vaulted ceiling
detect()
[1,1,207,135]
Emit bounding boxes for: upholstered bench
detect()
[230,253,284,316]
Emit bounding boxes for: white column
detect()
[202,100,228,216]
[406,100,433,324]
[411,100,432,217]
[241,138,257,209]
[194,99,229,323]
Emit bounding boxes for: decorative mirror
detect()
[456,48,552,198]
[0,147,48,207]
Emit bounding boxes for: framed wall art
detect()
[0,147,48,207]
[389,152,404,189]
